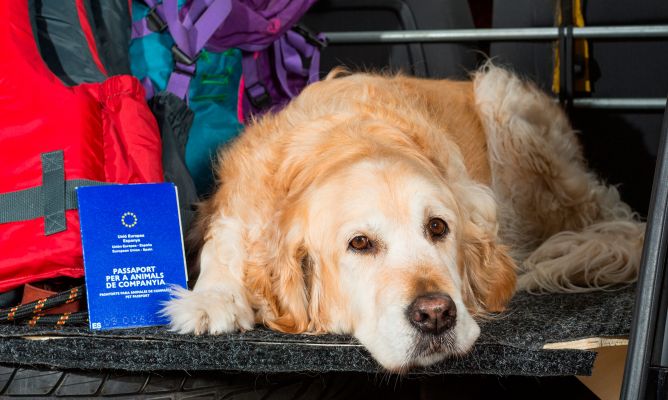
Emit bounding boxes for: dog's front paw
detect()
[162,286,255,334]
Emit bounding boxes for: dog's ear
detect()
[459,223,517,313]
[248,213,310,334]
[455,181,517,313]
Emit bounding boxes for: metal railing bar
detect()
[324,25,668,44]
[572,98,667,110]
[620,102,668,399]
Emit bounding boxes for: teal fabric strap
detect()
[0,151,108,235]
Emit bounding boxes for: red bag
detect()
[0,1,164,292]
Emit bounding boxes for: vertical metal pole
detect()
[559,0,574,112]
[620,99,668,400]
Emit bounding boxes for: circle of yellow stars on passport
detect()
[121,212,138,228]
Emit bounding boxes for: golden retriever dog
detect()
[164,65,644,371]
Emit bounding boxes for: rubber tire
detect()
[0,365,419,399]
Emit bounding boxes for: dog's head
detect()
[249,113,517,371]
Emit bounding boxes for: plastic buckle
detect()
[171,45,199,67]
[146,7,167,33]
[292,24,328,48]
[246,83,272,109]
[173,63,196,78]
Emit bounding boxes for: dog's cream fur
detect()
[164,66,644,371]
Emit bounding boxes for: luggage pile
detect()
[0,0,324,324]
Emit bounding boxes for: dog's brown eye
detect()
[427,218,449,239]
[349,235,371,251]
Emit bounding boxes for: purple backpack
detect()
[132,0,326,119]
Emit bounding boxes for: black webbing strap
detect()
[0,151,108,235]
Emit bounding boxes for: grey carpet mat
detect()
[0,286,635,376]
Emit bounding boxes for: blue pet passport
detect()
[77,183,188,330]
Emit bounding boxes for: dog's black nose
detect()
[408,294,457,335]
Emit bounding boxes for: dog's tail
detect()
[515,162,645,293]
[518,219,645,293]
[473,63,645,293]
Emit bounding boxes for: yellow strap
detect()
[552,0,591,94]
